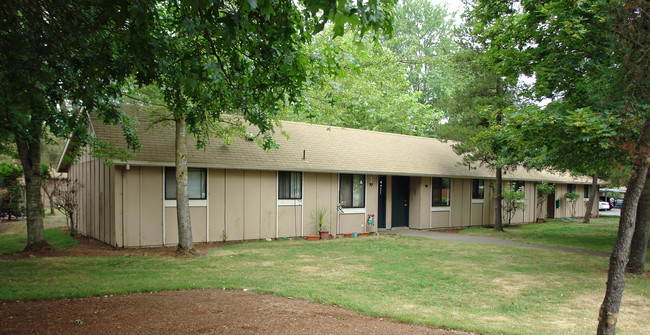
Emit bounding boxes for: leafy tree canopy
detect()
[282,28,437,136]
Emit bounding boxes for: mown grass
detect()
[0,234,648,335]
[0,215,76,254]
[459,217,635,253]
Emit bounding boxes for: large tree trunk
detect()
[583,175,598,224]
[15,127,52,252]
[493,167,504,232]
[626,170,649,275]
[175,115,198,255]
[597,115,650,334]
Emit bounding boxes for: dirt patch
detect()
[0,290,476,335]
[1,229,241,260]
[0,232,477,334]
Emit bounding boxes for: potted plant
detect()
[313,206,330,240]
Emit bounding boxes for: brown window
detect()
[164,167,207,200]
[472,179,485,199]
[278,171,302,199]
[432,177,451,206]
[340,174,365,208]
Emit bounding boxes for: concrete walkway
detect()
[382,228,612,258]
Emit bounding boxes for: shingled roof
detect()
[64,106,591,184]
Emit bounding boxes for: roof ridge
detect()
[279,119,440,142]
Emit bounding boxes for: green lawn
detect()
[0,233,648,335]
[459,217,636,253]
[0,215,77,254]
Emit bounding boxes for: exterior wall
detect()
[210,169,277,241]
[409,177,430,229]
[303,172,337,235]
[71,154,599,247]
[69,148,115,246]
[112,165,164,248]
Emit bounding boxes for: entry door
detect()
[378,176,387,229]
[391,176,410,227]
[546,192,555,219]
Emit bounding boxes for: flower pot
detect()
[306,235,320,241]
[358,232,370,236]
[318,230,329,240]
[344,233,352,238]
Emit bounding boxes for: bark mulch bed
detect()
[1,233,477,335]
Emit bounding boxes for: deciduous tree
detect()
[0,0,155,251]
[141,0,395,255]
[466,1,649,333]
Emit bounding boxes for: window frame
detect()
[278,171,303,200]
[567,183,576,193]
[514,181,525,191]
[431,177,451,207]
[339,174,366,209]
[583,185,592,199]
[164,167,207,200]
[472,179,485,200]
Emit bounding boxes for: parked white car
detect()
[599,200,611,211]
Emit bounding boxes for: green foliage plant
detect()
[138,0,395,255]
[312,207,329,232]
[502,182,527,227]
[0,162,24,219]
[564,191,581,219]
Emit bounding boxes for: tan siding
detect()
[278,206,301,237]
[408,177,422,229]
[124,167,141,247]
[260,171,277,239]
[164,207,178,244]
[244,170,262,240]
[409,177,431,230]
[208,169,226,242]
[339,213,364,233]
[450,178,467,228]
[431,211,450,229]
[190,207,207,242]
[461,179,471,227]
[365,174,379,232]
[471,203,484,226]
[303,172,318,235]
[140,167,163,246]
[67,149,116,245]
[226,170,245,240]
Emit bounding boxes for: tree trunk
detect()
[597,115,650,334]
[42,186,55,215]
[15,128,52,252]
[493,167,504,232]
[69,213,76,237]
[626,169,649,275]
[175,115,198,255]
[583,175,598,224]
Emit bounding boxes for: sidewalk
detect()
[382,228,612,258]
